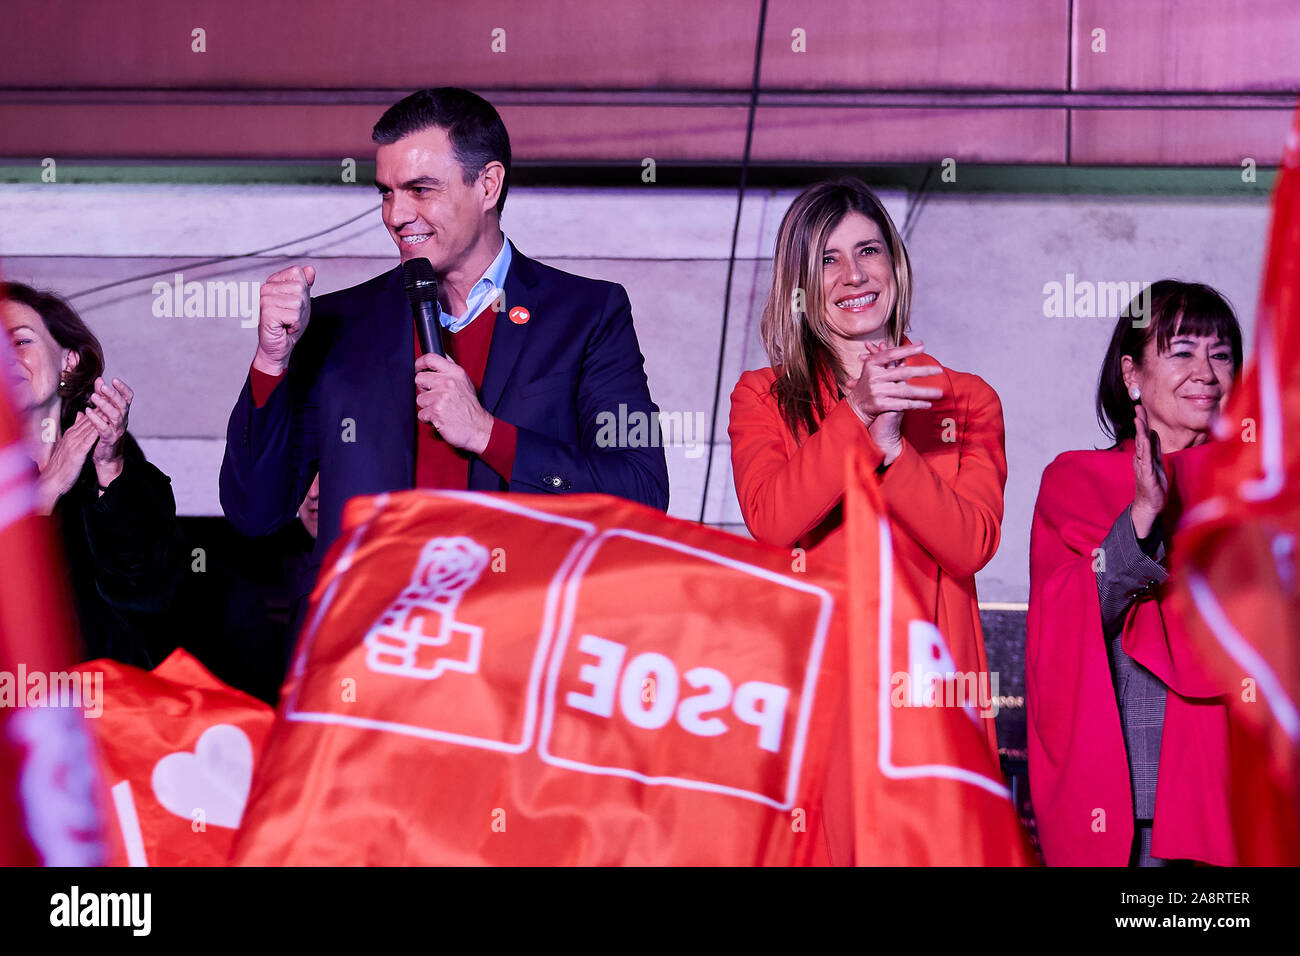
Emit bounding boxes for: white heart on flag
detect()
[150,724,254,829]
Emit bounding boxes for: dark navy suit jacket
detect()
[220,243,669,610]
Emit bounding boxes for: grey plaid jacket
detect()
[1095,504,1169,821]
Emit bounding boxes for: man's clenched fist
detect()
[253,265,316,375]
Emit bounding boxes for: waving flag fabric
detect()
[233,476,1032,865]
[1166,105,1300,865]
[844,449,1036,865]
[85,649,274,866]
[234,490,848,865]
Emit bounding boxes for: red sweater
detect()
[250,303,517,489]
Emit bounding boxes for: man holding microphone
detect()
[221,87,668,657]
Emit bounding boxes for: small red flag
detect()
[83,649,274,866]
[1167,105,1300,865]
[844,448,1036,865]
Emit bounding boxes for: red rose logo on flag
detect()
[364,536,491,680]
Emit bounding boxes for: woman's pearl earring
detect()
[1129,386,1141,401]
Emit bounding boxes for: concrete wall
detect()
[0,182,1269,602]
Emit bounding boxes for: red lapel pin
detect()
[509,306,530,325]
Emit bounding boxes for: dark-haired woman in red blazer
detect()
[1028,280,1242,867]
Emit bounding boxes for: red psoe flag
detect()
[1167,105,1300,865]
[0,298,106,866]
[84,650,274,867]
[845,448,1035,865]
[233,491,848,865]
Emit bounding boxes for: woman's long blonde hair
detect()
[760,177,913,440]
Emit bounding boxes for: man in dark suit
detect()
[220,88,669,649]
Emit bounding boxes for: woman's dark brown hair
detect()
[3,282,105,433]
[1096,279,1243,446]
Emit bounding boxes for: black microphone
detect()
[402,258,444,357]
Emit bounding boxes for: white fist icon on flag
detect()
[363,537,490,680]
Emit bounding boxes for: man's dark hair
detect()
[372,87,511,216]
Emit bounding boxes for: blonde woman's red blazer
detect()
[728,341,1007,758]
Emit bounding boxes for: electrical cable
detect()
[64,203,378,300]
[697,0,768,525]
[902,165,934,241]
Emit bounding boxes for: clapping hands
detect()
[845,340,941,466]
[1130,404,1168,539]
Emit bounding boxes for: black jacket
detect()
[52,432,186,667]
